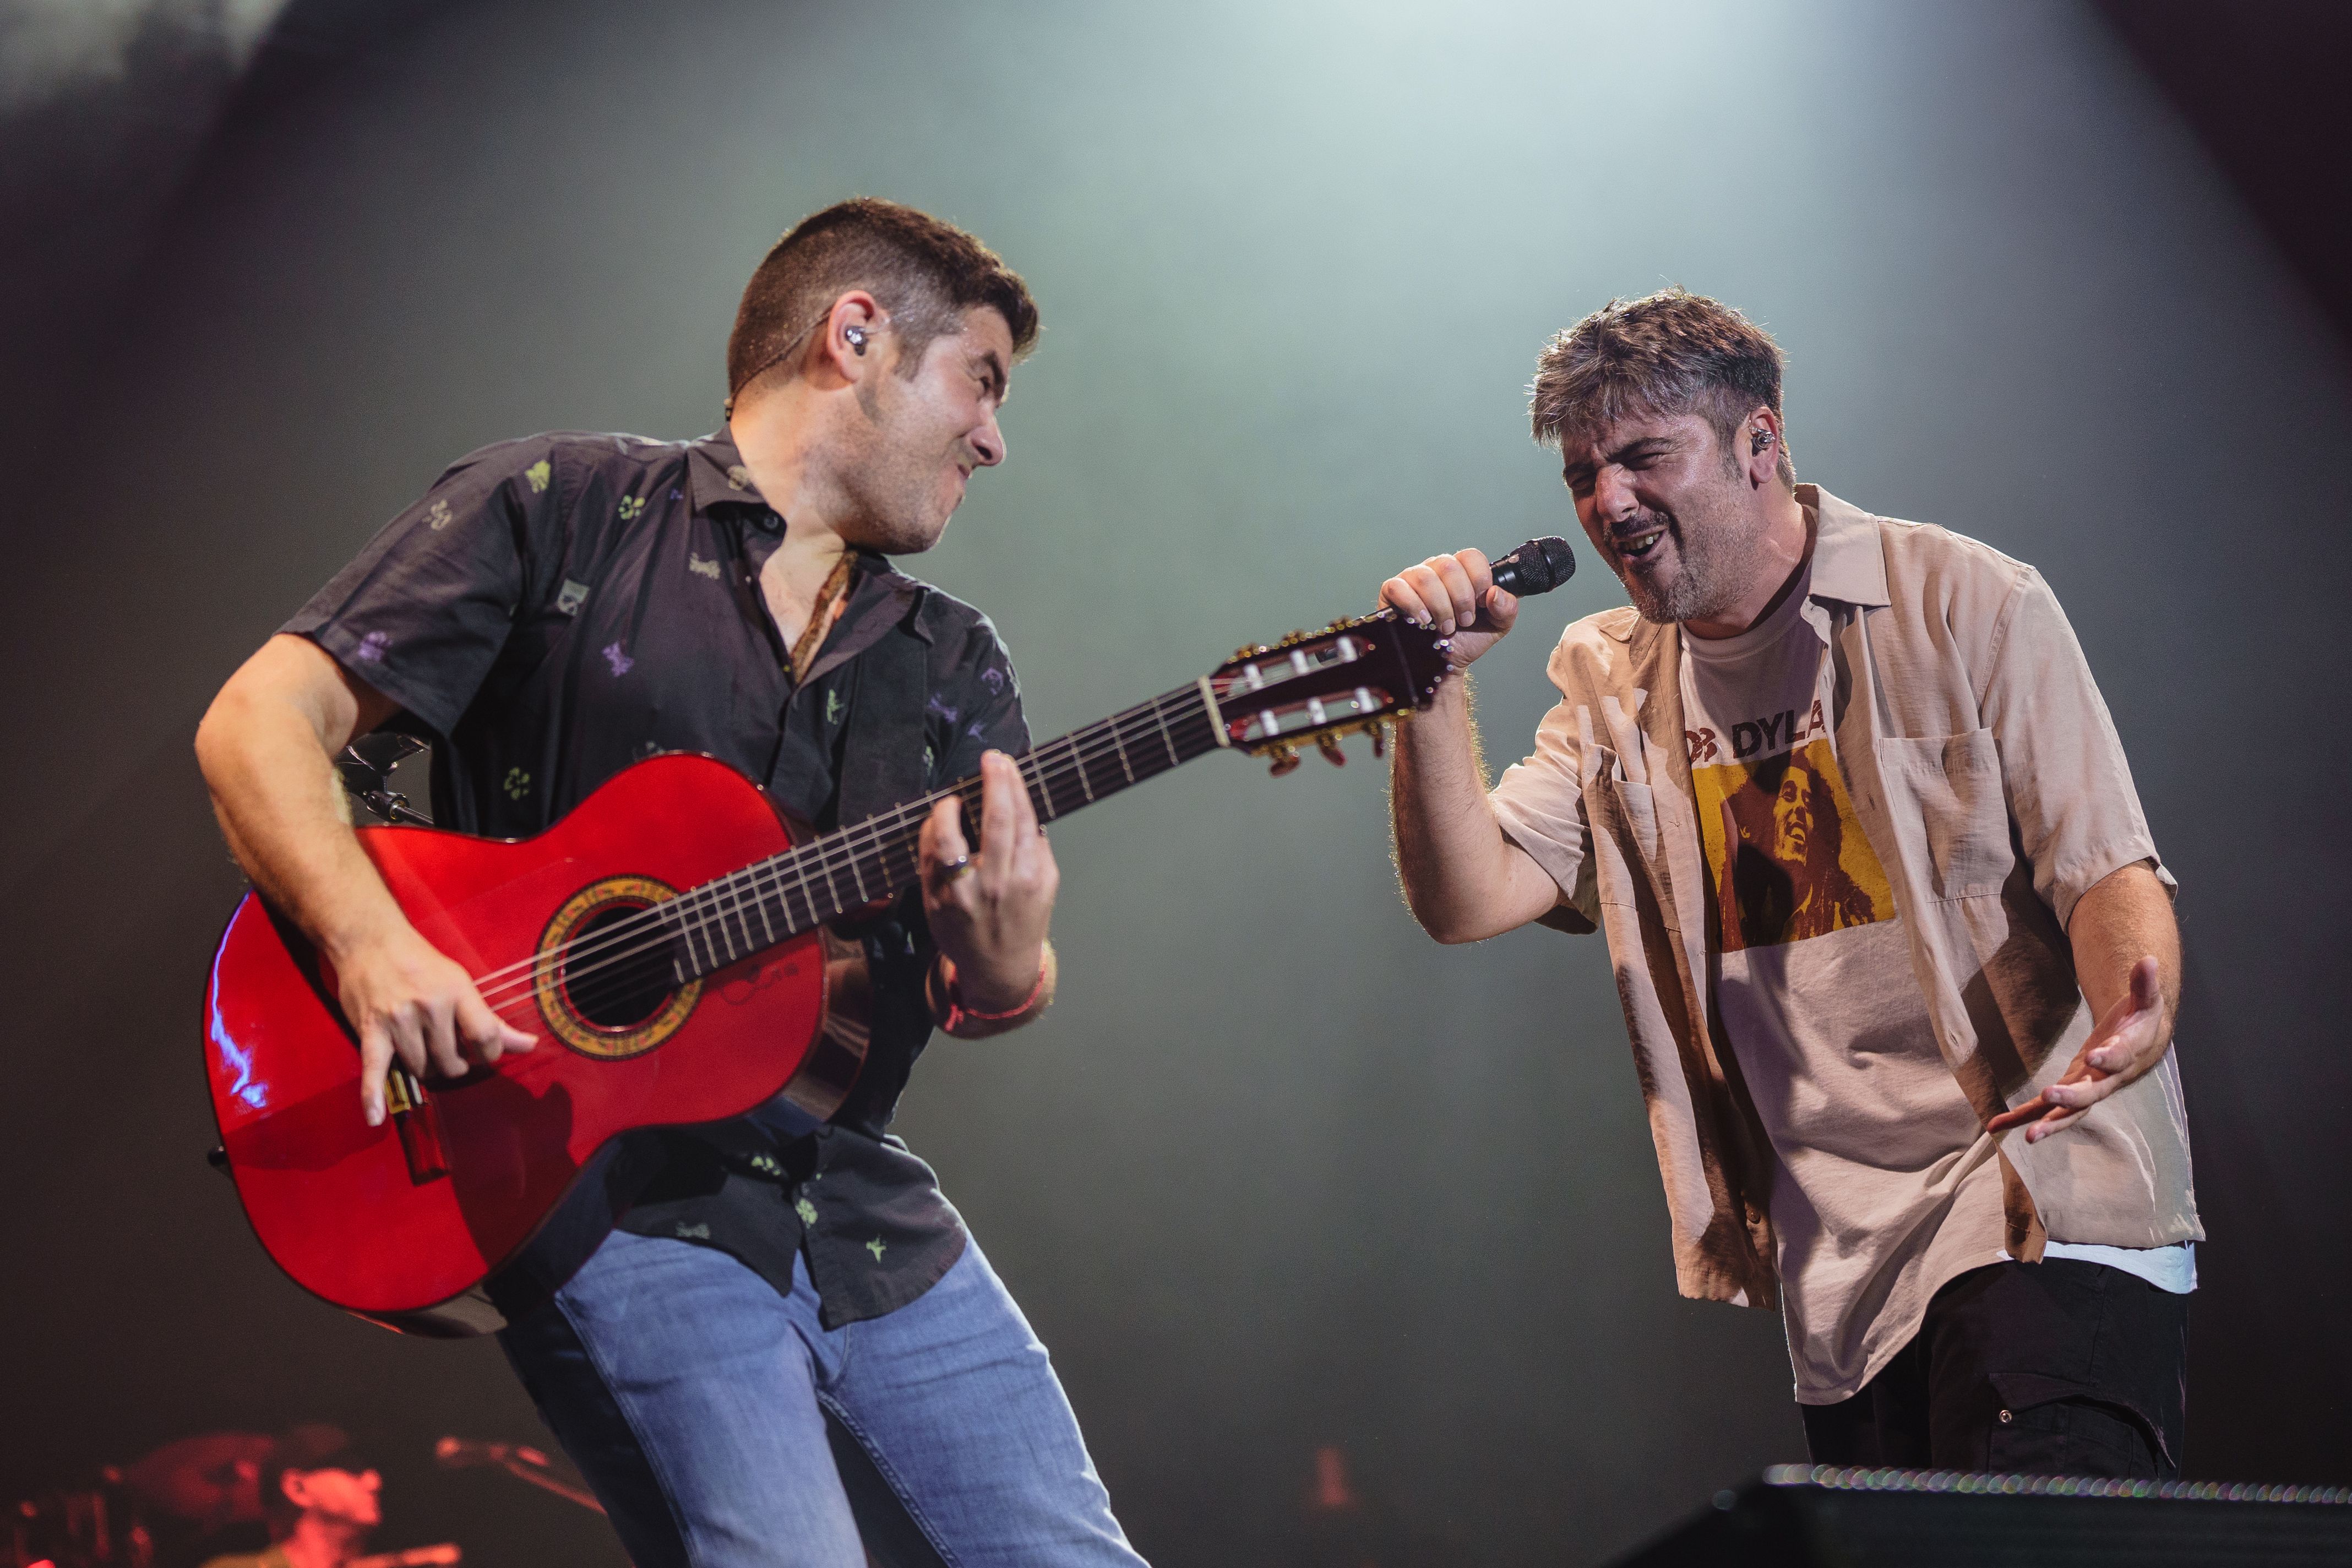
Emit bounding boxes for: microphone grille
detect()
[1502,536,1577,595]
[1534,535,1576,589]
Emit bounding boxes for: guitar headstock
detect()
[1206,611,1455,774]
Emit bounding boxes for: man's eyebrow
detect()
[1562,433,1669,480]
[1605,434,1673,465]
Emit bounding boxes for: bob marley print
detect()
[1694,738,1895,952]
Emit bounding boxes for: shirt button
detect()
[760,510,782,532]
[1998,1409,2014,1424]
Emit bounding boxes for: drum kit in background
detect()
[6,1428,597,1568]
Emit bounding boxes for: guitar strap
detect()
[831,582,934,825]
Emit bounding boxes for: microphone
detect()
[1373,536,1575,633]
[1487,535,1576,597]
[434,1437,605,1515]
[433,1437,551,1469]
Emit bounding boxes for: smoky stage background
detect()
[2,2,2348,1564]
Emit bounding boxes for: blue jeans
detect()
[498,1228,1148,1567]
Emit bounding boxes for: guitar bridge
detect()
[385,1068,451,1185]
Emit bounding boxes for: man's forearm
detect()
[1390,676,1547,943]
[199,638,536,1117]
[194,652,407,963]
[2067,862,2181,1044]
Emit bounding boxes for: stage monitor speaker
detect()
[1609,1464,2352,1566]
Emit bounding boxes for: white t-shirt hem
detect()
[2018,1240,2197,1294]
[1792,1242,2199,1404]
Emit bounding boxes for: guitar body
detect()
[203,754,865,1334]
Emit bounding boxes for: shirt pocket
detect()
[1584,749,1661,910]
[1873,728,2013,900]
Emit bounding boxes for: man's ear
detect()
[1741,404,1784,489]
[815,291,885,385]
[280,1469,309,1507]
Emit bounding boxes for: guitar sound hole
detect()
[561,902,679,1032]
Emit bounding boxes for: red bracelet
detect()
[940,953,1051,1033]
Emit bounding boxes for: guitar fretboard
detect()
[654,681,1225,981]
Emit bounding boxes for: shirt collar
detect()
[685,427,774,516]
[684,427,935,654]
[1802,484,1890,609]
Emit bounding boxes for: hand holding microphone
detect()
[1380,536,1576,672]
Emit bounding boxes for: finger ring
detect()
[938,855,974,881]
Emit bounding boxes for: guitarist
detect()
[194,199,1150,1568]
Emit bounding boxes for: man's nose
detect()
[971,412,1006,468]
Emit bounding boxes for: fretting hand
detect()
[919,750,1059,1011]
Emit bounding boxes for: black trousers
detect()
[1800,1259,2188,1478]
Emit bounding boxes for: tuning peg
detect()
[1266,743,1301,777]
[1232,643,1270,662]
[1316,734,1347,767]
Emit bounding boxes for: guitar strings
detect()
[460,689,1208,1010]
[468,702,1217,1022]
[455,691,1182,1005]
[477,696,1221,1015]
[462,693,1224,1020]
[444,628,1396,1013]
[463,624,1406,1022]
[473,630,1391,1010]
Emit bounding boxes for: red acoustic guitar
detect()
[204,603,1477,1333]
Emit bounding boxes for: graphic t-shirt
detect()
[1679,564,2011,1402]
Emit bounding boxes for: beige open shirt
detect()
[1488,485,2201,1311]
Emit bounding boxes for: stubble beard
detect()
[1613,484,1769,625]
[837,381,957,557]
[844,459,948,556]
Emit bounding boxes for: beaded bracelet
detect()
[931,944,1055,1037]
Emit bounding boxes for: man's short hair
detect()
[727,198,1039,403]
[1528,286,1794,485]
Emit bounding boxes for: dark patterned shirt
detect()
[285,428,1028,1327]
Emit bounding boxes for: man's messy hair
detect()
[1528,286,1794,484]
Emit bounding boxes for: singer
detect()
[1377,288,2198,1478]
[194,200,1146,1567]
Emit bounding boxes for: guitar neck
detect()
[660,681,1226,979]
